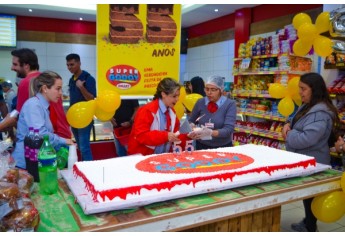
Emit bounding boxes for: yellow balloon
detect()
[341,172,345,193]
[311,191,345,223]
[174,101,185,120]
[293,39,313,56]
[292,93,302,106]
[66,100,95,128]
[182,93,203,112]
[297,23,318,43]
[278,97,295,117]
[96,90,121,113]
[95,108,114,122]
[315,12,330,34]
[287,77,300,97]
[292,13,312,30]
[268,83,287,99]
[314,35,333,57]
[179,86,187,102]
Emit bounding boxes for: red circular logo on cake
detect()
[136,151,254,174]
[106,64,141,89]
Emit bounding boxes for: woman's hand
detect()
[334,136,345,153]
[168,132,180,143]
[65,139,75,146]
[282,123,291,139]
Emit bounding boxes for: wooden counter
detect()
[31,169,343,232]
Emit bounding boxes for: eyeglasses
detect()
[204,87,219,93]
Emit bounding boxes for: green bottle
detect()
[38,135,58,195]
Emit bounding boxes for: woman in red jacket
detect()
[128,77,189,156]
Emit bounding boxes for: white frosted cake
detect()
[68,144,326,213]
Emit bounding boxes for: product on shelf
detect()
[328,73,345,94]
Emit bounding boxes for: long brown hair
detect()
[293,73,340,132]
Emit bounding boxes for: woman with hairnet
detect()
[188,75,237,150]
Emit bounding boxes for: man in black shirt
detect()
[111,99,139,157]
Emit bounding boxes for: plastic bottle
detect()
[24,127,34,160]
[24,127,39,182]
[32,129,43,161]
[68,144,78,170]
[38,135,58,195]
[56,147,69,170]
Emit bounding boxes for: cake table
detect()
[31,169,343,232]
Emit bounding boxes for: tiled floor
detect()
[281,201,345,232]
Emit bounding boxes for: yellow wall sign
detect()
[97,4,181,97]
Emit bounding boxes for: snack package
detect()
[1,198,39,232]
[0,168,19,184]
[0,182,24,219]
[17,170,34,198]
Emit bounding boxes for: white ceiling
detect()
[0,4,259,28]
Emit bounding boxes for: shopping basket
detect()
[113,126,132,146]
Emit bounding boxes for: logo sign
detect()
[136,151,254,174]
[106,65,141,90]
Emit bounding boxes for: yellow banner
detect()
[97,4,181,97]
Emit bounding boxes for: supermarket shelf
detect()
[234,126,285,141]
[234,53,312,61]
[237,111,286,122]
[233,70,306,76]
[329,93,345,97]
[234,53,282,61]
[232,92,272,98]
[330,152,342,158]
[233,141,285,150]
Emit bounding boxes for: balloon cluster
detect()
[173,87,203,119]
[311,172,345,223]
[66,90,121,128]
[292,12,333,57]
[268,77,301,117]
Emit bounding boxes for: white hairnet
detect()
[205,75,224,91]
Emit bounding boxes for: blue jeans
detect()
[71,122,93,161]
[114,136,127,157]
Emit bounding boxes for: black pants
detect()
[303,197,317,231]
[196,141,232,150]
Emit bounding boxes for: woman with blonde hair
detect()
[12,71,74,170]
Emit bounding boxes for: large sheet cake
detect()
[61,144,329,214]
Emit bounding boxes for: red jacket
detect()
[127,99,187,156]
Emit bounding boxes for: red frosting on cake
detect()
[73,151,316,202]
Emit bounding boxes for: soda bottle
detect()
[32,129,43,161]
[24,127,34,160]
[38,135,58,195]
[24,127,39,182]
